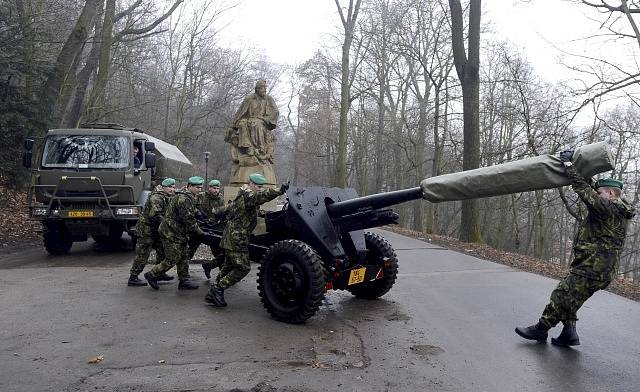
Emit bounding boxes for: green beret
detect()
[248,173,267,185]
[209,179,221,187]
[595,178,623,190]
[188,176,205,185]
[161,178,176,187]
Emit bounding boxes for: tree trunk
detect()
[334,0,362,187]
[39,0,100,128]
[375,71,385,192]
[85,0,116,122]
[449,0,482,243]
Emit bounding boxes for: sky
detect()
[212,0,622,83]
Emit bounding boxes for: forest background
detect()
[0,0,638,282]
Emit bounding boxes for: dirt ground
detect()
[383,225,640,302]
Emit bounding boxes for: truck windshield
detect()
[41,135,130,169]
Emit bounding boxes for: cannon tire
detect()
[257,240,325,324]
[347,232,398,299]
[43,223,72,256]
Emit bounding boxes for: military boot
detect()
[156,272,175,282]
[205,284,227,307]
[127,275,147,287]
[202,262,212,280]
[515,321,550,341]
[551,322,580,347]
[178,279,199,290]
[144,271,159,290]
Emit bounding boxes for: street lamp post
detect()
[204,151,211,190]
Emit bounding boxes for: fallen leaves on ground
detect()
[383,225,640,302]
[87,355,104,364]
[0,185,41,250]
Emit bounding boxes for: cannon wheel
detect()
[257,240,325,324]
[347,232,398,299]
[43,222,73,256]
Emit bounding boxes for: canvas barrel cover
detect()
[420,142,614,202]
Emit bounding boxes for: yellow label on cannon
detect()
[348,267,366,285]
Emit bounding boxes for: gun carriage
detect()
[201,141,617,324]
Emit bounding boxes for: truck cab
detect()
[23,123,192,255]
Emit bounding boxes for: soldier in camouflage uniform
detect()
[144,176,207,290]
[205,173,287,307]
[196,179,226,279]
[516,150,636,346]
[127,178,176,286]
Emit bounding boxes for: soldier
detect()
[516,150,636,346]
[184,179,225,279]
[205,173,287,307]
[127,178,176,286]
[144,176,207,290]
[197,179,225,279]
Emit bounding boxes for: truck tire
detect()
[257,240,326,324]
[346,232,398,299]
[43,223,73,256]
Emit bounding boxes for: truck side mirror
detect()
[22,151,32,169]
[145,152,156,168]
[144,141,155,151]
[24,138,34,151]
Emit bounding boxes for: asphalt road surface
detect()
[1,230,639,392]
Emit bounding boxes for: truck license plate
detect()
[68,210,94,218]
[348,267,366,285]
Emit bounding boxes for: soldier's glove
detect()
[279,180,290,194]
[559,150,574,167]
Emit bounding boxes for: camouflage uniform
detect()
[214,186,282,289]
[540,165,636,327]
[148,189,203,280]
[129,185,170,276]
[187,191,226,271]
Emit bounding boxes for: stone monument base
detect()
[229,162,276,187]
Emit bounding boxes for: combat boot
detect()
[202,262,212,279]
[156,272,175,282]
[178,279,199,290]
[127,275,147,287]
[205,284,226,307]
[144,271,159,290]
[551,322,580,347]
[515,321,550,341]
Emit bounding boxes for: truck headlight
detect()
[32,207,48,216]
[115,207,138,216]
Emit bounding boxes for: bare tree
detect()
[334,0,363,187]
[449,0,482,242]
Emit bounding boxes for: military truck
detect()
[22,123,193,255]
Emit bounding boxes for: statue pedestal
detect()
[229,163,277,187]
[223,186,281,235]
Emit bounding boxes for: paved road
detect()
[1,230,639,392]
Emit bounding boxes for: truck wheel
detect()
[43,224,72,256]
[257,240,325,324]
[347,232,398,299]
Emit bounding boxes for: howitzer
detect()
[199,142,614,324]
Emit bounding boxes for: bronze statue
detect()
[225,79,279,185]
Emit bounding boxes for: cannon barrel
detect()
[326,187,423,218]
